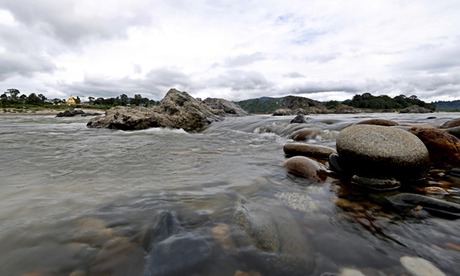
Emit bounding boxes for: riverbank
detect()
[0,107,107,116]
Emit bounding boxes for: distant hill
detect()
[235,97,283,114]
[434,100,460,111]
[235,93,437,114]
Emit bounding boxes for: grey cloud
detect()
[145,68,191,88]
[207,70,274,91]
[287,81,362,95]
[222,53,265,67]
[396,40,460,73]
[0,0,153,45]
[284,72,305,78]
[0,53,56,81]
[59,67,192,100]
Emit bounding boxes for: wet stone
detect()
[409,127,460,168]
[439,117,460,129]
[289,129,321,141]
[400,256,446,276]
[143,234,212,276]
[234,197,315,275]
[355,119,399,126]
[284,143,336,159]
[350,175,401,191]
[290,114,308,124]
[385,193,460,218]
[284,156,328,182]
[336,124,430,179]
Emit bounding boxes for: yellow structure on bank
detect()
[67,96,76,106]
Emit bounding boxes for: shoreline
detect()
[0,108,106,116]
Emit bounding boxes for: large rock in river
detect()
[408,127,460,168]
[202,98,249,117]
[87,89,221,132]
[336,125,430,178]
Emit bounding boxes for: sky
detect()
[1,0,460,102]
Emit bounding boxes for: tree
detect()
[75,96,81,104]
[119,94,129,106]
[26,93,42,105]
[7,89,20,99]
[38,94,47,103]
[131,94,143,106]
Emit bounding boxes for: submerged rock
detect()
[350,175,401,191]
[234,197,315,275]
[284,156,328,182]
[336,125,430,179]
[289,129,321,141]
[385,193,460,218]
[284,143,336,159]
[143,211,212,275]
[400,256,446,276]
[143,234,212,276]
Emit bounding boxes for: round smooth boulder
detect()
[289,129,321,141]
[355,119,399,126]
[336,125,429,178]
[409,127,460,168]
[284,156,328,182]
[439,117,460,129]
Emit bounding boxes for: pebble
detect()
[339,268,367,276]
[212,223,236,251]
[400,256,445,276]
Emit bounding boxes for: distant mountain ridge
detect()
[235,93,438,114]
[434,100,460,111]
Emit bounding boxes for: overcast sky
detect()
[1,0,460,102]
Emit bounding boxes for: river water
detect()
[0,113,459,275]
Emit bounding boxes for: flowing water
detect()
[0,113,459,275]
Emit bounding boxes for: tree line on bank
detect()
[1,88,455,113]
[236,93,438,114]
[1,89,157,109]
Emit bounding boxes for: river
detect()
[0,113,459,275]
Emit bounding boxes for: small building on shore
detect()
[67,96,76,106]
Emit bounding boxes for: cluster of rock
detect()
[56,109,102,117]
[283,116,460,218]
[86,89,248,131]
[273,95,330,115]
[399,105,434,113]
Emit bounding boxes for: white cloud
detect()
[0,0,460,102]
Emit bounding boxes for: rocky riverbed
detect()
[0,112,459,275]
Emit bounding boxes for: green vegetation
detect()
[236,92,437,113]
[341,93,435,111]
[1,89,158,111]
[235,97,282,114]
[433,100,460,112]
